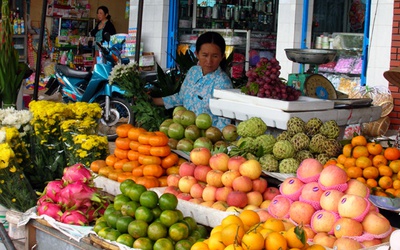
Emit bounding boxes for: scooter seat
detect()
[56,64,91,79]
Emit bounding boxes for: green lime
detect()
[183,216,197,233]
[153,238,174,250]
[105,229,121,241]
[196,224,209,239]
[139,190,159,209]
[125,184,147,202]
[176,209,184,220]
[116,233,134,248]
[113,194,132,211]
[128,220,148,239]
[175,239,192,250]
[120,179,136,195]
[158,193,178,210]
[189,229,202,241]
[97,227,112,239]
[93,221,108,234]
[152,206,162,219]
[147,221,168,241]
[186,235,198,245]
[135,206,154,223]
[116,215,134,234]
[121,201,139,217]
[169,222,189,242]
[159,209,179,227]
[103,204,116,221]
[133,237,154,250]
[95,216,107,225]
[106,210,123,229]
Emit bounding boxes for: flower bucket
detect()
[0,204,9,231]
[5,210,25,239]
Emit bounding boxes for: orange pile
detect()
[90,124,184,188]
[332,135,400,197]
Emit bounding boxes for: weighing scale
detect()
[285,49,338,99]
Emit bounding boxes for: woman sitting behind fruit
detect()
[153,31,233,130]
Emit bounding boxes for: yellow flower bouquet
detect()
[0,128,36,212]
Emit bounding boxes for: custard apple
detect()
[286,117,306,136]
[279,158,300,174]
[308,134,327,154]
[295,150,314,163]
[255,134,277,154]
[272,140,295,160]
[237,137,258,154]
[305,117,323,137]
[259,154,279,172]
[322,139,343,157]
[276,131,292,141]
[316,153,330,165]
[319,120,340,139]
[290,132,310,151]
[237,117,267,137]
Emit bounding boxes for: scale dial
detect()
[304,74,337,100]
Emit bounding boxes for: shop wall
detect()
[28,0,129,34]
[388,0,400,130]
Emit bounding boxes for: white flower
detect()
[0,130,6,143]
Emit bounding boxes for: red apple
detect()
[246,191,263,207]
[164,186,182,196]
[221,169,241,187]
[239,159,262,180]
[252,178,268,193]
[190,182,207,199]
[179,162,196,177]
[193,165,212,182]
[190,147,211,166]
[263,187,280,200]
[228,155,247,171]
[167,174,181,187]
[209,152,230,171]
[232,175,253,192]
[206,170,224,187]
[226,191,248,208]
[202,185,217,202]
[215,186,233,202]
[177,192,192,201]
[178,176,198,193]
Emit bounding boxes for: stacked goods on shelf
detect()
[160,106,238,152]
[331,134,400,198]
[164,146,281,218]
[36,163,110,225]
[229,116,342,173]
[348,86,394,137]
[92,179,210,249]
[90,124,181,188]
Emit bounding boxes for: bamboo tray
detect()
[89,234,120,250]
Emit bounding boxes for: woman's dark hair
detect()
[196,31,227,71]
[97,6,111,20]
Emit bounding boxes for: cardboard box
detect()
[139,52,155,71]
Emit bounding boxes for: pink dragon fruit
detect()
[58,182,101,209]
[62,163,92,184]
[42,180,65,203]
[60,210,89,226]
[37,202,63,221]
[37,194,53,206]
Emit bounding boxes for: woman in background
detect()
[153,31,233,130]
[90,6,116,57]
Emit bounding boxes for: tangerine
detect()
[241,231,265,250]
[346,166,363,179]
[393,179,400,189]
[389,160,400,174]
[265,231,288,250]
[363,166,379,179]
[384,147,400,160]
[342,144,353,157]
[355,156,372,169]
[366,142,383,155]
[337,154,347,165]
[208,231,225,250]
[352,145,369,158]
[344,157,356,168]
[366,178,378,188]
[378,165,393,177]
[285,226,306,249]
[378,176,393,189]
[351,135,367,147]
[239,210,261,231]
[356,177,366,183]
[263,218,285,232]
[221,223,245,246]
[372,154,388,167]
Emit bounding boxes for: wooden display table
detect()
[25,220,99,250]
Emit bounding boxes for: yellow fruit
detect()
[285,226,306,249]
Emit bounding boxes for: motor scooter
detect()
[45,33,133,140]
